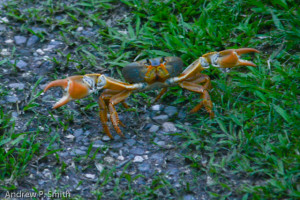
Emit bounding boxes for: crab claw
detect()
[215,48,259,68]
[44,76,90,109]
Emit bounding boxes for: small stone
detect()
[0,25,5,31]
[42,169,52,179]
[102,135,111,141]
[6,95,19,103]
[150,153,165,164]
[138,163,150,172]
[1,49,10,56]
[207,175,214,186]
[178,109,187,119]
[130,147,145,155]
[9,83,25,90]
[12,112,18,119]
[125,139,136,146]
[26,35,39,47]
[85,174,95,179]
[112,142,123,148]
[117,155,125,161]
[95,163,104,172]
[156,141,165,146]
[183,194,196,200]
[104,156,114,164]
[65,134,75,140]
[149,125,159,133]
[93,140,104,148]
[74,129,84,137]
[133,156,144,163]
[5,39,14,44]
[151,104,163,111]
[77,27,84,32]
[0,17,9,23]
[164,106,178,117]
[162,122,177,132]
[14,36,27,45]
[36,49,45,55]
[40,61,54,71]
[74,149,86,155]
[152,115,169,123]
[16,60,28,71]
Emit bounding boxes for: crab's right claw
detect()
[216,48,260,68]
[44,76,90,109]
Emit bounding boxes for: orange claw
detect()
[218,48,259,68]
[44,76,90,109]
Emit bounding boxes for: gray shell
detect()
[122,57,183,83]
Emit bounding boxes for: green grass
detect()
[0,0,299,199]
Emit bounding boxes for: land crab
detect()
[44,48,259,138]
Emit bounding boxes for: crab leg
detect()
[179,73,214,118]
[106,90,132,137]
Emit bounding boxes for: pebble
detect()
[112,142,123,148]
[156,141,165,146]
[36,49,45,55]
[152,115,169,123]
[76,27,84,32]
[1,49,10,56]
[151,104,163,111]
[183,194,196,200]
[125,139,136,146]
[95,163,104,173]
[0,17,9,23]
[162,122,177,132]
[84,174,95,179]
[74,149,86,155]
[93,140,104,148]
[5,39,14,44]
[6,95,19,103]
[149,125,159,133]
[178,109,187,119]
[138,163,150,172]
[102,135,111,141]
[117,155,125,161]
[9,83,25,90]
[130,147,145,155]
[104,156,114,164]
[133,156,144,163]
[26,35,39,47]
[42,169,52,179]
[16,60,28,71]
[150,153,165,164]
[164,106,178,116]
[74,129,84,137]
[0,25,5,31]
[14,36,27,45]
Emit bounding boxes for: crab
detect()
[44,48,259,138]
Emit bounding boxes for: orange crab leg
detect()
[179,73,214,118]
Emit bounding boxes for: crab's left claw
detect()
[209,48,259,68]
[44,76,91,109]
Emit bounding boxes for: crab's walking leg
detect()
[153,88,168,103]
[107,90,132,137]
[179,73,214,118]
[98,95,113,138]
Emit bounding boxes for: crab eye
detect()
[96,75,107,90]
[161,56,166,64]
[146,59,151,65]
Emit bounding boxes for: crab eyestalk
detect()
[44,74,105,109]
[204,48,259,69]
